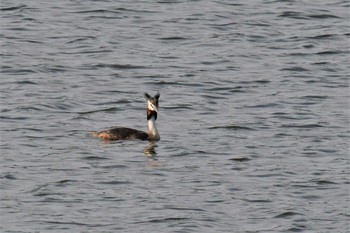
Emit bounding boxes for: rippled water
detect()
[1,1,349,232]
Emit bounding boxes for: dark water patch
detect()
[115,7,159,14]
[1,68,37,75]
[249,173,284,178]
[0,173,17,180]
[281,123,323,129]
[275,133,295,138]
[303,44,314,48]
[307,14,340,19]
[312,61,330,65]
[201,59,231,65]
[288,52,310,57]
[236,80,271,86]
[55,179,77,186]
[98,164,128,169]
[31,189,65,197]
[0,115,29,121]
[204,85,247,93]
[205,199,225,203]
[90,63,148,70]
[43,220,111,228]
[72,9,120,14]
[275,212,303,219]
[315,50,343,55]
[149,80,206,87]
[309,34,336,40]
[38,197,72,203]
[209,125,255,131]
[158,36,188,40]
[229,157,250,162]
[0,4,27,11]
[16,80,37,85]
[285,226,307,232]
[200,94,228,100]
[280,66,309,72]
[81,156,110,160]
[313,179,337,185]
[75,7,159,15]
[4,127,43,133]
[140,170,168,177]
[241,198,272,203]
[0,65,13,72]
[77,107,119,115]
[98,180,133,185]
[300,195,321,200]
[137,217,190,224]
[315,148,338,153]
[79,49,113,54]
[164,205,206,212]
[245,103,280,108]
[22,39,44,44]
[302,152,318,157]
[37,65,69,73]
[253,79,270,84]
[66,36,97,44]
[278,11,306,19]
[163,104,195,111]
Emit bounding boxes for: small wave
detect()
[42,220,110,227]
[1,68,37,75]
[65,36,97,44]
[309,34,336,39]
[280,66,309,72]
[279,11,305,19]
[245,103,280,108]
[0,4,26,11]
[209,125,255,130]
[55,180,77,187]
[313,179,337,185]
[77,107,119,115]
[300,95,328,99]
[16,80,37,85]
[0,173,17,180]
[137,217,190,224]
[99,164,128,169]
[90,63,148,70]
[82,156,110,160]
[158,36,188,40]
[316,50,342,55]
[56,179,75,184]
[281,123,323,128]
[98,180,133,185]
[275,211,303,218]
[308,14,340,19]
[229,157,250,162]
[241,198,271,203]
[72,9,119,14]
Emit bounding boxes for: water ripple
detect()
[1,0,348,232]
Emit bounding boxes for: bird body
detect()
[92,92,160,141]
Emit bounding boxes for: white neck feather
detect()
[148,116,160,141]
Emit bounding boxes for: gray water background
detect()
[1,0,349,232]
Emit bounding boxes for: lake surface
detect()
[1,0,349,232]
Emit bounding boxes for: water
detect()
[1,0,349,232]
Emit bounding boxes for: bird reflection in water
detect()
[143,141,158,159]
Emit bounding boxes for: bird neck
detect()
[148,115,160,141]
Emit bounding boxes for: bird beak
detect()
[153,105,158,113]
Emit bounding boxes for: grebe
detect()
[92,92,160,141]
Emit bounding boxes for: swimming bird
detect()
[92,92,160,141]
